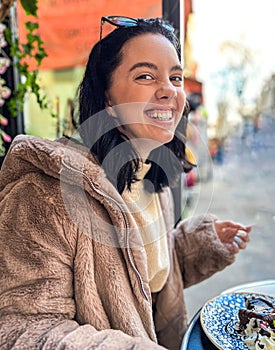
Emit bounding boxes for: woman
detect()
[0,16,251,350]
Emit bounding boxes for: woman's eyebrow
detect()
[129,62,158,72]
[129,62,183,73]
[171,64,183,72]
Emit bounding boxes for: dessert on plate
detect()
[238,295,275,350]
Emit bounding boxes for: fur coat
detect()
[0,135,235,349]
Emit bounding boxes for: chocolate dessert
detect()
[238,295,275,335]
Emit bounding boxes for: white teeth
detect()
[146,110,173,121]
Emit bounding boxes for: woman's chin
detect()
[152,130,175,145]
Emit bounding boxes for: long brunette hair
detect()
[77,18,192,194]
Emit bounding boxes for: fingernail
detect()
[237,230,247,236]
[232,241,239,249]
[234,236,242,244]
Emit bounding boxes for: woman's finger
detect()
[236,230,250,242]
[234,235,247,249]
[225,241,239,254]
[220,227,238,241]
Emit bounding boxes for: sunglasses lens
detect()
[162,23,174,32]
[144,19,174,32]
[105,16,137,27]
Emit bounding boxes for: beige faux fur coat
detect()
[0,135,235,350]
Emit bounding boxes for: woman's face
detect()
[106,33,186,157]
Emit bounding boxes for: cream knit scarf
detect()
[122,163,170,292]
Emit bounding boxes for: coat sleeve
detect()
[0,314,165,350]
[174,214,235,288]
[0,176,165,350]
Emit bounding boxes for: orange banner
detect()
[18,0,162,70]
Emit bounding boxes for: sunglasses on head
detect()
[100,15,174,40]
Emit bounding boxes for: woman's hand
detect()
[214,220,252,254]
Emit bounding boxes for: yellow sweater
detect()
[122,163,170,292]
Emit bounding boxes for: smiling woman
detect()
[0,16,251,350]
[78,17,191,194]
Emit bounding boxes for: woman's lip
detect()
[145,109,175,118]
[144,111,175,125]
[145,107,176,112]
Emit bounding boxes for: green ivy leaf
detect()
[22,43,32,55]
[20,0,38,17]
[25,22,39,32]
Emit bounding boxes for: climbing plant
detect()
[0,0,48,156]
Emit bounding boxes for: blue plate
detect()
[200,292,275,350]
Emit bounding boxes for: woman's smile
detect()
[145,108,174,122]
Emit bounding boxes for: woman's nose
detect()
[155,80,177,100]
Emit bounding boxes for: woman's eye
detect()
[171,76,183,83]
[136,74,154,80]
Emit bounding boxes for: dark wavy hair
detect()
[77,18,193,194]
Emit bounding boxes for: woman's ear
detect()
[104,91,112,107]
[104,93,117,118]
[106,105,118,118]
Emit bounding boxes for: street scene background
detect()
[183,114,275,318]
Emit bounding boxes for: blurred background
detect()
[0,0,274,319]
